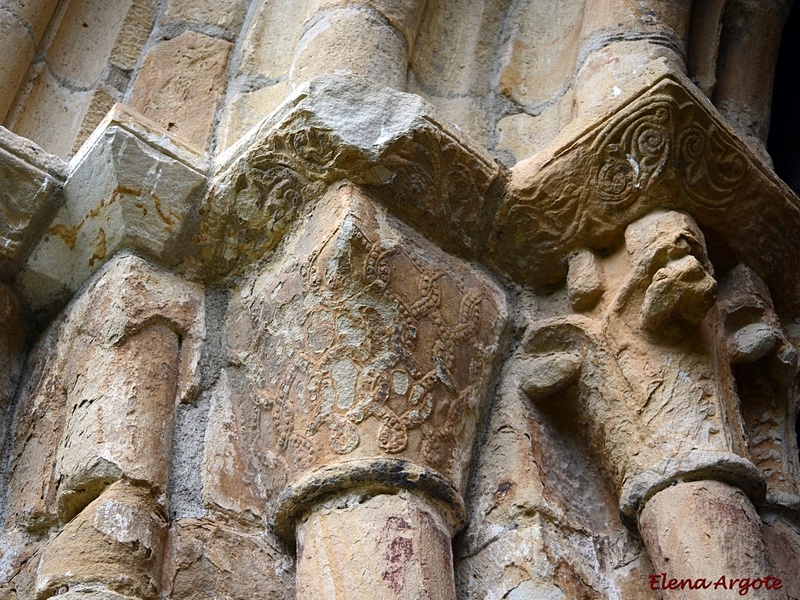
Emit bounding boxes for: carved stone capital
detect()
[17,105,207,316]
[0,126,65,279]
[216,185,507,542]
[489,72,800,313]
[198,75,503,279]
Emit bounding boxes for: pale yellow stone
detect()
[4,0,59,42]
[410,94,489,149]
[216,83,288,152]
[0,10,34,122]
[70,87,117,155]
[46,0,133,87]
[237,0,312,79]
[162,0,248,36]
[9,68,91,158]
[109,0,158,72]
[291,7,407,89]
[497,0,583,107]
[410,0,506,97]
[130,31,232,149]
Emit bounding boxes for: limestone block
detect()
[109,0,159,72]
[495,96,574,162]
[204,75,500,278]
[296,491,456,600]
[36,481,168,600]
[0,9,34,123]
[308,0,428,49]
[46,0,133,88]
[4,0,59,43]
[496,0,582,108]
[162,0,248,36]
[639,481,778,600]
[0,125,65,278]
[18,104,206,314]
[161,518,295,599]
[221,185,507,540]
[290,6,408,90]
[410,0,505,98]
[8,67,92,158]
[216,83,288,152]
[130,31,232,149]
[236,0,312,80]
[7,254,204,531]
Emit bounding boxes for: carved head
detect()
[623,210,717,338]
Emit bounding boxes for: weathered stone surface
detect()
[36,481,168,600]
[296,491,456,599]
[762,516,800,598]
[497,0,582,109]
[46,0,133,88]
[566,249,605,311]
[236,0,312,81]
[219,184,507,540]
[639,481,779,600]
[4,0,59,43]
[717,264,800,507]
[162,0,249,36]
[309,0,428,49]
[0,125,65,278]
[109,0,159,72]
[7,67,93,158]
[216,83,288,153]
[7,254,204,531]
[0,9,34,123]
[518,210,765,522]
[490,73,800,316]
[130,31,232,149]
[19,104,206,313]
[456,346,656,599]
[202,75,501,278]
[161,518,294,600]
[290,6,408,90]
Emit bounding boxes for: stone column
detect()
[0,0,60,122]
[713,0,793,162]
[290,0,428,90]
[640,481,782,600]
[223,184,507,599]
[2,254,204,600]
[520,210,781,594]
[574,0,692,115]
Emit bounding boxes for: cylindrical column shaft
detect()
[574,0,693,115]
[0,0,60,122]
[296,490,456,600]
[639,480,784,599]
[290,0,428,90]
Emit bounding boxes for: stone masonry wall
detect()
[1,1,799,599]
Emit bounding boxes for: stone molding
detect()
[0,125,66,280]
[489,72,800,313]
[198,75,502,279]
[17,104,207,315]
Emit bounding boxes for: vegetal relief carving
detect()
[490,75,799,303]
[519,210,763,521]
[223,186,506,515]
